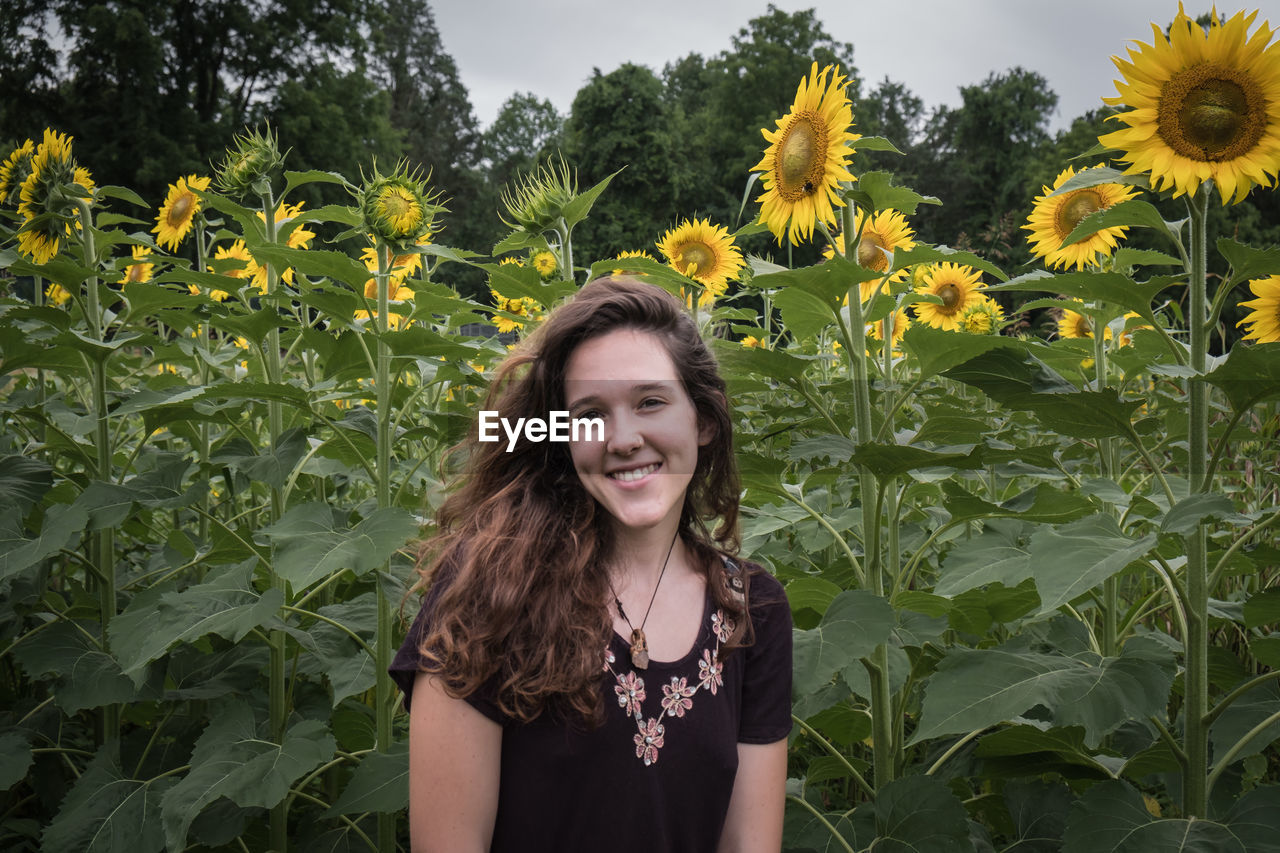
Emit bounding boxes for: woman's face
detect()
[563,328,712,539]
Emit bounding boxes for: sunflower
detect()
[45,283,71,306]
[1099,5,1280,204]
[531,249,558,279]
[869,307,911,350]
[752,62,859,245]
[363,275,414,303]
[358,161,440,249]
[489,291,542,334]
[1024,165,1139,269]
[826,208,916,301]
[913,263,985,331]
[121,245,154,284]
[656,218,744,295]
[16,128,79,263]
[1237,274,1280,342]
[1117,311,1151,346]
[616,250,654,261]
[209,239,252,286]
[1056,308,1111,341]
[958,295,1006,335]
[0,139,34,206]
[214,125,283,199]
[188,282,230,302]
[153,175,211,252]
[741,335,764,348]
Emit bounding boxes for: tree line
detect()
[4,1,1277,325]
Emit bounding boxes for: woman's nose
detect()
[606,413,642,455]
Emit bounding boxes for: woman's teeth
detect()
[611,463,658,482]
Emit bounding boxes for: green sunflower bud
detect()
[357,161,442,250]
[214,125,285,199]
[500,155,577,235]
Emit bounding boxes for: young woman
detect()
[389,276,793,852]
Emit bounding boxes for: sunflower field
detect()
[3,5,1280,852]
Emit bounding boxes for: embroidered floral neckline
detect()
[602,605,735,766]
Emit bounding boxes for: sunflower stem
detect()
[842,202,894,791]
[373,241,397,853]
[259,186,290,853]
[1094,310,1119,658]
[1183,184,1211,818]
[194,216,211,575]
[76,199,120,759]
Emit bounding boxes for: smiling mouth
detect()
[609,463,660,482]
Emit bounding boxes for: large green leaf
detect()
[712,338,815,384]
[1222,785,1280,852]
[1027,515,1157,615]
[1059,199,1181,249]
[914,636,1176,747]
[849,442,980,481]
[862,774,973,852]
[10,620,150,714]
[209,429,309,490]
[248,244,370,289]
[1219,238,1280,290]
[110,560,284,685]
[0,455,53,515]
[975,725,1116,779]
[0,502,89,583]
[323,740,408,817]
[757,255,879,340]
[935,523,1033,598]
[0,730,33,792]
[901,325,1025,381]
[1001,779,1074,853]
[990,269,1175,331]
[161,701,335,852]
[1210,680,1280,764]
[792,590,895,697]
[562,167,623,228]
[891,243,1008,281]
[42,746,175,853]
[844,170,942,217]
[296,593,378,705]
[257,504,420,592]
[1062,780,1244,852]
[1204,342,1280,413]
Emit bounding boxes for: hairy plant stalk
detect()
[1094,318,1119,658]
[1183,185,1211,817]
[374,243,396,853]
[842,203,894,790]
[195,220,211,573]
[78,200,119,754]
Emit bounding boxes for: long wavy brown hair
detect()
[400,276,749,725]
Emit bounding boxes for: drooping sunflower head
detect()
[530,249,558,279]
[913,262,985,331]
[1237,274,1280,343]
[1100,5,1280,203]
[958,295,1006,335]
[358,161,441,250]
[500,155,577,235]
[0,139,35,207]
[17,129,84,261]
[120,245,155,285]
[656,217,745,294]
[214,125,285,199]
[752,62,859,245]
[153,175,211,252]
[1024,165,1140,269]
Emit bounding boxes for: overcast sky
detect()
[433,0,1225,133]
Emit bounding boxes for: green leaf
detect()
[1028,515,1157,615]
[1060,199,1179,249]
[298,594,379,705]
[96,184,150,208]
[0,455,53,515]
[323,740,408,817]
[851,136,904,155]
[752,254,879,340]
[936,525,1033,598]
[712,338,815,384]
[1002,779,1073,853]
[1062,780,1243,853]
[914,636,1176,747]
[10,620,147,714]
[867,774,973,852]
[1160,493,1242,535]
[1219,238,1280,290]
[122,280,202,316]
[110,560,284,685]
[0,503,89,583]
[792,590,895,697]
[0,730,33,792]
[849,442,980,481]
[1205,342,1280,413]
[989,270,1175,332]
[1244,588,1280,629]
[901,324,1024,380]
[480,261,576,307]
[42,745,175,853]
[249,245,369,288]
[1222,785,1280,852]
[844,170,942,216]
[282,169,350,198]
[562,167,623,229]
[784,577,843,617]
[161,701,335,853]
[1210,680,1280,764]
[210,428,309,490]
[257,504,420,592]
[1114,248,1183,268]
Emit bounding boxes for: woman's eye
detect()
[639,397,665,409]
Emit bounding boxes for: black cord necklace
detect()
[611,530,680,670]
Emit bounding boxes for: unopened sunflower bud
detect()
[214,125,284,199]
[500,155,577,235]
[356,161,442,250]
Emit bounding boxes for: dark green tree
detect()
[484,92,564,195]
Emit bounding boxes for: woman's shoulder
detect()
[717,554,788,614]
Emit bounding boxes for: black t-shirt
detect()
[388,557,793,853]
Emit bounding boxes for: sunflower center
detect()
[678,242,716,278]
[938,283,961,310]
[1158,63,1266,162]
[167,194,193,227]
[1056,191,1103,236]
[857,235,890,272]
[379,187,422,234]
[776,113,828,199]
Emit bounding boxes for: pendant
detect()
[630,628,649,669]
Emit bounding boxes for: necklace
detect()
[610,530,680,670]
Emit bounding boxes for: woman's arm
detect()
[716,739,788,853]
[409,671,502,853]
